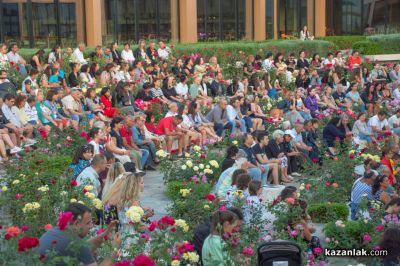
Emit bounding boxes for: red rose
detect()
[200,154,206,159]
[132,254,155,266]
[305,183,311,189]
[79,131,88,138]
[17,236,39,252]
[70,180,77,187]
[326,182,331,187]
[114,260,131,266]
[39,254,46,261]
[57,212,74,231]
[35,159,45,165]
[206,193,216,202]
[4,234,12,240]
[21,225,29,232]
[384,131,392,137]
[158,216,175,226]
[177,242,195,254]
[349,154,355,159]
[96,228,109,240]
[311,158,318,164]
[148,221,157,232]
[170,227,176,233]
[15,193,23,199]
[375,225,384,232]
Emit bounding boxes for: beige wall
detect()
[245,0,253,40]
[179,0,198,43]
[253,0,266,40]
[170,0,179,42]
[85,0,103,46]
[314,0,326,37]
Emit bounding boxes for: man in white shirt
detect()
[62,88,83,128]
[175,75,189,99]
[262,53,274,71]
[388,109,400,136]
[165,102,179,117]
[6,44,27,75]
[76,154,107,197]
[291,123,312,156]
[73,43,87,64]
[368,111,390,135]
[226,98,246,134]
[2,93,35,145]
[0,44,9,67]
[157,41,172,60]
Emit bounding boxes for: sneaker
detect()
[291,172,301,177]
[24,138,37,147]
[10,147,22,154]
[146,165,156,171]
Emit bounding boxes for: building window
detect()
[1,3,20,43]
[197,0,245,41]
[266,0,274,39]
[105,0,171,44]
[59,3,77,46]
[278,0,307,38]
[363,0,400,34]
[326,0,362,35]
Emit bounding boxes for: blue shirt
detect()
[240,144,257,165]
[351,179,373,204]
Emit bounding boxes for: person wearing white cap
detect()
[265,130,294,182]
[283,129,302,177]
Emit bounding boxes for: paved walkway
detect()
[140,170,171,220]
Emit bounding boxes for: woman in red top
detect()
[347,51,362,69]
[145,111,157,134]
[100,87,119,118]
[381,149,395,185]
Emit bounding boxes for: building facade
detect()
[0,0,399,48]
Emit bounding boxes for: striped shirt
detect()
[151,87,164,98]
[350,179,373,204]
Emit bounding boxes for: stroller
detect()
[258,240,302,266]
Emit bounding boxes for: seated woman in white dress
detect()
[300,25,314,40]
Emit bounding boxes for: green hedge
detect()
[352,34,400,55]
[367,34,400,54]
[308,202,349,223]
[317,36,366,50]
[172,40,338,59]
[18,40,338,63]
[352,40,383,55]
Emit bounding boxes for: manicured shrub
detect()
[352,40,383,55]
[308,202,349,223]
[366,34,400,54]
[317,36,366,50]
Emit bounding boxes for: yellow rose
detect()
[232,140,238,146]
[92,198,103,209]
[199,164,204,169]
[70,198,77,203]
[193,145,201,152]
[38,185,49,192]
[193,166,199,172]
[84,185,94,191]
[171,260,180,266]
[85,192,95,199]
[204,204,210,210]
[181,165,187,170]
[186,160,193,168]
[180,189,191,197]
[1,186,7,192]
[175,219,189,232]
[12,180,20,185]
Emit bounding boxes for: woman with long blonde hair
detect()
[102,162,125,198]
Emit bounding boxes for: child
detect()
[245,180,276,230]
[202,210,240,266]
[226,173,251,207]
